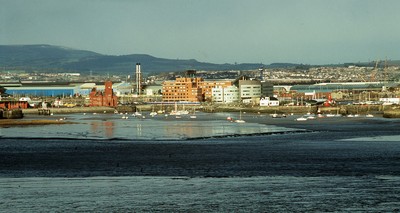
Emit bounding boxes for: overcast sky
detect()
[1,0,399,65]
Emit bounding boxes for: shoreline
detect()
[0,104,397,127]
[18,104,398,115]
[0,119,75,127]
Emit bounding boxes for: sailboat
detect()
[149,105,157,117]
[157,103,165,114]
[170,102,180,116]
[190,107,197,119]
[235,111,246,123]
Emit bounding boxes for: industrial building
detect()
[5,85,77,97]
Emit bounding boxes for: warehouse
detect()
[5,86,78,97]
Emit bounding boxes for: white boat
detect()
[235,111,245,123]
[296,117,308,121]
[133,111,142,117]
[170,102,190,115]
[149,105,157,117]
[271,113,282,118]
[190,108,197,119]
[366,114,374,118]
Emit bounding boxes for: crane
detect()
[370,60,380,82]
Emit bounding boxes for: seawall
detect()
[22,107,116,115]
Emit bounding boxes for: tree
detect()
[0,86,6,95]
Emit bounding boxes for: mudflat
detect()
[0,119,74,127]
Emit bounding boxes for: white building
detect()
[212,86,239,103]
[379,98,400,105]
[239,80,261,102]
[260,97,280,106]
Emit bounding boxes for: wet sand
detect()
[0,119,74,127]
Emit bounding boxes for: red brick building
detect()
[89,81,118,107]
[0,101,29,109]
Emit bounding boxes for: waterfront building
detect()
[261,81,274,97]
[0,100,29,109]
[162,70,232,102]
[200,80,233,102]
[89,81,118,107]
[260,97,280,106]
[4,85,77,97]
[238,79,261,103]
[162,76,204,102]
[212,85,240,103]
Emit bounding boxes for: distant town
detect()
[1,62,400,111]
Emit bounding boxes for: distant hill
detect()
[0,44,100,68]
[0,44,300,75]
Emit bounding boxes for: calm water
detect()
[0,112,302,140]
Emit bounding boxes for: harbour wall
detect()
[22,106,117,115]
[18,104,400,117]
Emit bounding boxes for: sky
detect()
[1,0,400,65]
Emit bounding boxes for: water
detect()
[1,112,400,212]
[2,176,400,212]
[0,112,302,140]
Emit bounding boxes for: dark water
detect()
[1,112,400,212]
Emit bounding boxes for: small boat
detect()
[307,116,316,120]
[150,105,157,117]
[133,111,142,117]
[271,113,282,118]
[190,107,197,119]
[235,111,245,123]
[366,114,374,118]
[296,117,308,121]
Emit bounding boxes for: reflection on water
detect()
[1,112,300,140]
[136,123,142,138]
[91,121,115,138]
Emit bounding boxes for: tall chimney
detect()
[135,63,141,95]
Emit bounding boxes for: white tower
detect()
[135,63,141,95]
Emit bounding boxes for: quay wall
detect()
[200,105,389,115]
[383,109,400,118]
[22,107,116,115]
[19,104,399,117]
